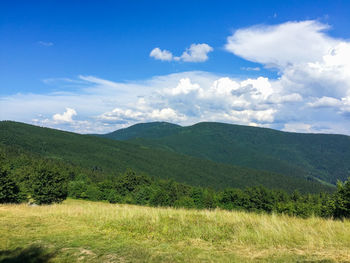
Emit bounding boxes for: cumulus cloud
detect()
[166,78,201,95]
[308,96,342,108]
[225,21,350,97]
[150,43,213,62]
[225,20,337,68]
[149,108,186,121]
[150,48,173,61]
[224,20,350,132]
[180,43,213,62]
[52,108,77,123]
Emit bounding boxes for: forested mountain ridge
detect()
[0,121,333,193]
[100,121,350,185]
[96,122,182,140]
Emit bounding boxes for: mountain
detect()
[98,122,182,140]
[0,121,333,193]
[100,122,350,185]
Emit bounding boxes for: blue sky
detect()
[1,0,350,134]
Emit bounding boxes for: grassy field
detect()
[1,199,349,262]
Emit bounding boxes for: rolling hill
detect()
[0,121,333,193]
[101,122,350,185]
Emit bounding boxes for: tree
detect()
[174,196,196,209]
[30,162,68,204]
[68,180,88,199]
[332,178,350,219]
[107,190,123,204]
[150,188,169,206]
[0,168,23,203]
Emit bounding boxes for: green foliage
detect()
[174,196,196,208]
[99,121,181,140]
[0,121,334,193]
[68,180,89,199]
[30,161,68,204]
[103,121,350,185]
[332,178,350,219]
[0,168,23,203]
[150,188,170,207]
[1,121,350,219]
[107,190,122,204]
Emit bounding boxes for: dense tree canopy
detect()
[29,161,68,204]
[1,143,349,220]
[0,168,22,203]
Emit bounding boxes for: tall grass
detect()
[1,199,349,262]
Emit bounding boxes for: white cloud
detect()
[267,93,302,104]
[225,20,337,68]
[150,48,173,61]
[149,108,186,121]
[283,123,312,133]
[150,43,213,62]
[224,20,350,133]
[166,78,201,95]
[180,43,213,62]
[308,96,342,108]
[99,106,186,123]
[52,108,77,123]
[225,21,350,99]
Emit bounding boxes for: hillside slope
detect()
[101,122,350,185]
[0,121,333,193]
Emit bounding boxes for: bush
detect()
[107,190,123,204]
[68,180,88,199]
[0,168,23,203]
[85,185,102,201]
[30,162,68,204]
[332,178,350,219]
[150,189,169,206]
[174,196,196,209]
[133,186,154,205]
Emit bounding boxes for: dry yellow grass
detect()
[1,199,349,262]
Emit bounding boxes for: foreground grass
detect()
[1,199,349,262]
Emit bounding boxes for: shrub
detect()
[107,190,123,204]
[174,196,196,209]
[68,180,88,199]
[30,162,68,204]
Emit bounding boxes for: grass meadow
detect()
[1,199,349,262]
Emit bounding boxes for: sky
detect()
[1,0,350,134]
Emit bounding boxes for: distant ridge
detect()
[0,121,334,193]
[100,121,350,185]
[100,121,182,140]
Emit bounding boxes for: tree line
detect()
[1,154,349,219]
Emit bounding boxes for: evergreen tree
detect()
[0,168,23,203]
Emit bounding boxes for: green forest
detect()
[1,120,349,219]
[1,139,349,219]
[0,121,334,193]
[102,122,350,185]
